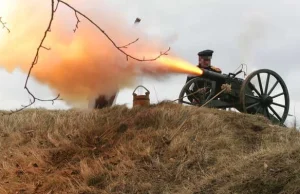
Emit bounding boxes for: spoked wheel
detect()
[240,69,290,125]
[178,77,214,106]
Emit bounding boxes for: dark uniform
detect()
[185,49,222,104]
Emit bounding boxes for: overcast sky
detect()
[0,0,299,127]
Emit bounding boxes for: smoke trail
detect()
[238,12,268,71]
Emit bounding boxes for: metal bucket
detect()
[133,85,150,107]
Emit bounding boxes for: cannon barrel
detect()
[188,68,228,81]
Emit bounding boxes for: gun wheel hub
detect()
[261,95,273,106]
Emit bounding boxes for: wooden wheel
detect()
[178,77,214,106]
[240,69,290,125]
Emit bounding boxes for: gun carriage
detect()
[178,67,290,126]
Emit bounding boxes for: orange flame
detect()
[156,56,203,76]
[0,0,202,106]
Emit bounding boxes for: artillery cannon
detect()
[178,67,290,126]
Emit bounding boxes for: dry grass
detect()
[0,102,299,194]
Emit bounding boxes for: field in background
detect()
[0,102,300,193]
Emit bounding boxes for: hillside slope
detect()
[0,102,299,194]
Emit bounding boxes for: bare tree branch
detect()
[73,11,80,32]
[118,38,139,49]
[57,0,170,61]
[54,1,59,12]
[5,0,60,115]
[0,17,10,33]
[6,0,170,114]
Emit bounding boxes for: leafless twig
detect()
[73,11,80,32]
[6,0,60,115]
[57,0,170,61]
[6,0,170,114]
[118,38,139,49]
[0,17,10,33]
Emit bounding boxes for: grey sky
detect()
[0,0,299,126]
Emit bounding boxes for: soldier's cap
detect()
[198,49,214,57]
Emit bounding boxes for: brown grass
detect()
[0,102,299,194]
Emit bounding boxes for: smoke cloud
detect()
[0,0,195,107]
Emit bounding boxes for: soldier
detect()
[197,49,221,73]
[185,49,222,104]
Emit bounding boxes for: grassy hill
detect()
[0,102,299,194]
